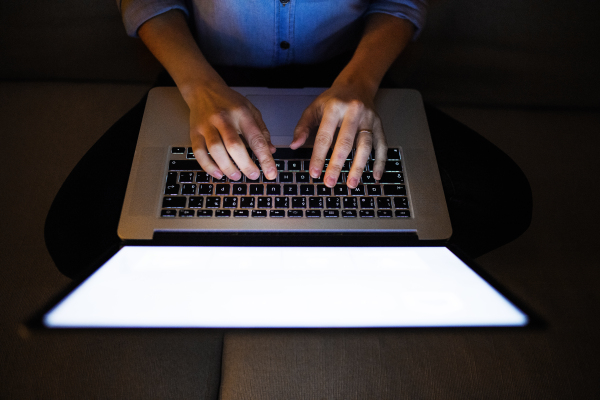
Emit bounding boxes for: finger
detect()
[238,111,277,180]
[347,129,373,188]
[291,104,319,149]
[250,105,276,154]
[371,117,388,180]
[325,103,364,188]
[190,126,223,179]
[309,103,340,179]
[203,120,242,181]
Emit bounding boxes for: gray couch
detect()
[2,1,599,398]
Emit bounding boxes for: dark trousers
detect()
[45,60,532,279]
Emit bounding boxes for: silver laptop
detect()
[117,87,452,241]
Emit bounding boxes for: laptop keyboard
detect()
[161,147,410,219]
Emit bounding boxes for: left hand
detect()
[290,82,388,189]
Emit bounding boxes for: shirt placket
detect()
[275,0,294,65]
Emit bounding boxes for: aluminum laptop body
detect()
[117,87,452,241]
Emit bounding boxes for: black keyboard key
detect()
[274,160,285,170]
[189,197,204,208]
[279,172,294,182]
[334,184,348,196]
[240,197,255,208]
[380,173,404,184]
[306,210,321,217]
[361,173,376,184]
[288,210,303,217]
[270,210,285,217]
[215,184,230,195]
[342,210,357,218]
[205,197,220,208]
[197,210,213,217]
[252,210,267,217]
[179,209,195,217]
[388,148,400,159]
[313,172,325,183]
[161,209,177,217]
[288,161,303,171]
[295,172,310,183]
[196,172,210,182]
[300,184,314,196]
[324,210,339,218]
[164,184,179,195]
[326,197,341,209]
[223,197,238,208]
[181,184,196,195]
[250,184,264,195]
[360,210,375,217]
[166,172,178,185]
[309,197,324,209]
[266,184,280,195]
[350,185,365,196]
[169,160,201,170]
[394,197,409,209]
[179,172,194,182]
[316,185,331,196]
[257,197,272,208]
[343,197,358,209]
[292,197,306,208]
[162,196,186,208]
[377,210,393,217]
[234,210,249,217]
[232,184,247,195]
[171,147,186,154]
[246,175,260,183]
[198,184,213,195]
[283,185,297,196]
[187,147,195,158]
[367,185,382,196]
[215,210,231,217]
[383,185,407,196]
[377,197,392,209]
[385,160,402,172]
[275,197,289,208]
[395,210,411,218]
[360,197,374,209]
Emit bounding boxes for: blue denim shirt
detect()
[118,0,427,67]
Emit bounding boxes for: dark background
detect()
[1,0,599,398]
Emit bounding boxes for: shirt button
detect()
[280,41,290,50]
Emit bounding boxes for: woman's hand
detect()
[185,82,278,181]
[291,81,387,189]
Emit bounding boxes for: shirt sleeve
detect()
[365,0,428,40]
[116,0,190,37]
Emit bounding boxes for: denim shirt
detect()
[118,0,427,68]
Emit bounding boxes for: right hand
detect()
[185,82,278,181]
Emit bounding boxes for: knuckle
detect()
[314,134,333,149]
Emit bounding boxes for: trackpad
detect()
[247,95,316,146]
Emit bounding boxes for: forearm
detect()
[334,13,414,97]
[137,10,226,103]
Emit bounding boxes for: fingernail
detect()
[267,167,277,180]
[214,170,223,179]
[231,171,241,181]
[348,177,358,188]
[249,171,260,180]
[325,175,336,187]
[310,167,321,179]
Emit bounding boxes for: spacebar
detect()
[272,148,313,159]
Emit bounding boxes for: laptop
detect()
[117,87,452,241]
[33,88,529,329]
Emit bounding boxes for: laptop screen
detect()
[43,246,528,328]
